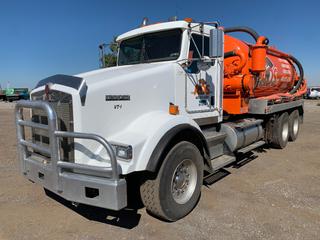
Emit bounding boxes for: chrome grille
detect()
[31,90,74,162]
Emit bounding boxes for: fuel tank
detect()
[220,118,264,152]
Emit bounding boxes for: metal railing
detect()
[15,100,119,192]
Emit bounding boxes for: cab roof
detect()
[116,20,216,42]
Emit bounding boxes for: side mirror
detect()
[209,28,224,58]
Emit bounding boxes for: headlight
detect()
[112,144,132,160]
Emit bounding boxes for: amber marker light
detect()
[184,17,193,23]
[169,103,179,115]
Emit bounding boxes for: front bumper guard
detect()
[15,100,127,210]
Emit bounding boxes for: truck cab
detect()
[15,19,305,221]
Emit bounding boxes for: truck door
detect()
[184,34,221,116]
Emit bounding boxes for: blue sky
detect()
[0,0,319,89]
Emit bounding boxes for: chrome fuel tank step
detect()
[202,129,227,159]
[210,154,236,171]
[221,118,264,152]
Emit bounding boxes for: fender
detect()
[145,123,210,172]
[110,111,209,174]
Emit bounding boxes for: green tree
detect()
[100,36,118,68]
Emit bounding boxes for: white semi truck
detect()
[15,18,305,221]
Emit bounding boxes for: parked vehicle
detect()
[14,18,307,221]
[306,87,320,99]
[0,89,5,101]
[5,88,19,102]
[15,88,30,100]
[5,88,29,102]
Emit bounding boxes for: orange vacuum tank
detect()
[222,27,306,115]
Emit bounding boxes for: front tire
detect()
[140,141,203,221]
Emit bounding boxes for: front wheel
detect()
[140,141,203,221]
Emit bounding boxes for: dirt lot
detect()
[0,100,320,240]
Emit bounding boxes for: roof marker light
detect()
[184,17,193,23]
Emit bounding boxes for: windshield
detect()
[118,29,182,65]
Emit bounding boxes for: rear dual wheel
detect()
[288,110,300,142]
[271,110,300,148]
[271,112,289,149]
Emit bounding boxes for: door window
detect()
[188,34,209,73]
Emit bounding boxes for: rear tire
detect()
[288,110,300,141]
[140,141,203,221]
[271,112,289,149]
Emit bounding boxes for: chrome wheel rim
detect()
[282,121,289,142]
[171,159,197,204]
[293,117,299,136]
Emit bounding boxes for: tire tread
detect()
[140,177,165,219]
[140,141,203,221]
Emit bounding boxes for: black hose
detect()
[224,26,260,42]
[224,26,269,45]
[224,50,236,58]
[267,50,304,94]
[288,55,304,94]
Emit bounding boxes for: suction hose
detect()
[224,50,237,58]
[287,55,304,94]
[267,49,304,94]
[223,26,269,44]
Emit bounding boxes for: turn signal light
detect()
[169,103,179,115]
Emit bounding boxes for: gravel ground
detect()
[0,100,319,240]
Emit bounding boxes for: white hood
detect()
[76,62,174,86]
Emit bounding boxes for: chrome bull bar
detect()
[15,100,126,210]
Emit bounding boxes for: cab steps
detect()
[237,140,265,154]
[210,154,236,171]
[203,154,236,185]
[202,129,227,159]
